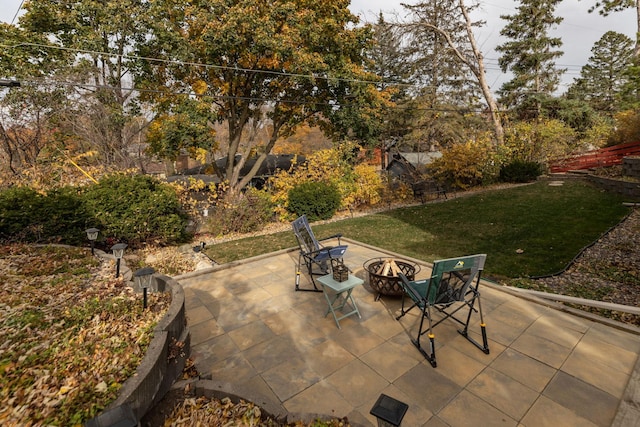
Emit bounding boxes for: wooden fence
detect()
[549,141,640,173]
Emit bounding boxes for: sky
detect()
[1,0,637,94]
[349,0,637,94]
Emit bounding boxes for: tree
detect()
[496,0,565,119]
[567,31,635,114]
[0,23,71,181]
[365,13,415,144]
[401,0,504,145]
[145,96,218,167]
[18,0,150,167]
[619,59,640,109]
[138,0,388,196]
[584,1,639,55]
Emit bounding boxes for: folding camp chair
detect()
[396,254,489,367]
[292,215,348,292]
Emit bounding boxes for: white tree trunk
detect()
[458,0,504,145]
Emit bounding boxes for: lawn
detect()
[206,180,631,280]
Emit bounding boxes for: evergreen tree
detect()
[403,0,480,108]
[567,31,634,114]
[496,0,565,119]
[365,13,416,143]
[584,1,638,55]
[401,0,502,147]
[619,58,640,109]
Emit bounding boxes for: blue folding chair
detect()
[292,215,347,292]
[396,254,489,367]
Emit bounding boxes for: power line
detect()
[10,0,24,25]
[3,40,593,91]
[1,42,401,88]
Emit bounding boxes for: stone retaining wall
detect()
[623,156,640,179]
[86,275,190,426]
[142,378,365,427]
[588,175,640,199]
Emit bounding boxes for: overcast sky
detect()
[2,0,637,94]
[350,0,637,94]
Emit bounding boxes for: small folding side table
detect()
[317,273,363,329]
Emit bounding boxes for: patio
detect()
[176,238,640,426]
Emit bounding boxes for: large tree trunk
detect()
[458,0,504,145]
[413,1,505,145]
[636,0,640,56]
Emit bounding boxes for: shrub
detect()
[342,163,384,209]
[0,187,43,241]
[607,109,640,146]
[502,119,578,163]
[82,174,189,247]
[0,186,91,244]
[206,187,275,235]
[269,142,369,221]
[287,181,341,221]
[499,160,542,183]
[429,136,494,190]
[37,187,92,244]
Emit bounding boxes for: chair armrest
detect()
[307,245,347,261]
[318,233,343,244]
[398,273,426,304]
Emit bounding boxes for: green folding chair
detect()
[396,254,489,367]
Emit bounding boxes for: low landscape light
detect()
[85,228,99,255]
[134,267,155,309]
[370,394,408,427]
[111,243,127,278]
[0,79,20,87]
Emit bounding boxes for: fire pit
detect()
[364,258,420,300]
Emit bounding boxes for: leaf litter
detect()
[0,244,171,426]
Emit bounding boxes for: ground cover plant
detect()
[0,245,171,425]
[205,181,631,279]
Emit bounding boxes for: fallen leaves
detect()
[162,394,351,427]
[0,244,171,426]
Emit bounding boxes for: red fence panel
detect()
[549,141,640,173]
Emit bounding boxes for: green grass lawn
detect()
[205,180,631,280]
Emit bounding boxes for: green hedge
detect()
[499,160,543,183]
[0,174,189,247]
[82,174,189,246]
[0,186,91,244]
[287,181,341,221]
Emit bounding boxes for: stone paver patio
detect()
[176,238,640,427]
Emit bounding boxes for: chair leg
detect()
[396,292,417,320]
[457,288,489,354]
[295,254,322,292]
[412,305,437,368]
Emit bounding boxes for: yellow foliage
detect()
[192,80,208,95]
[582,117,614,149]
[342,163,383,209]
[502,119,578,163]
[188,147,209,164]
[609,110,640,145]
[430,135,493,190]
[169,177,222,219]
[269,143,383,220]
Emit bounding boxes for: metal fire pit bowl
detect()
[364,258,420,300]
